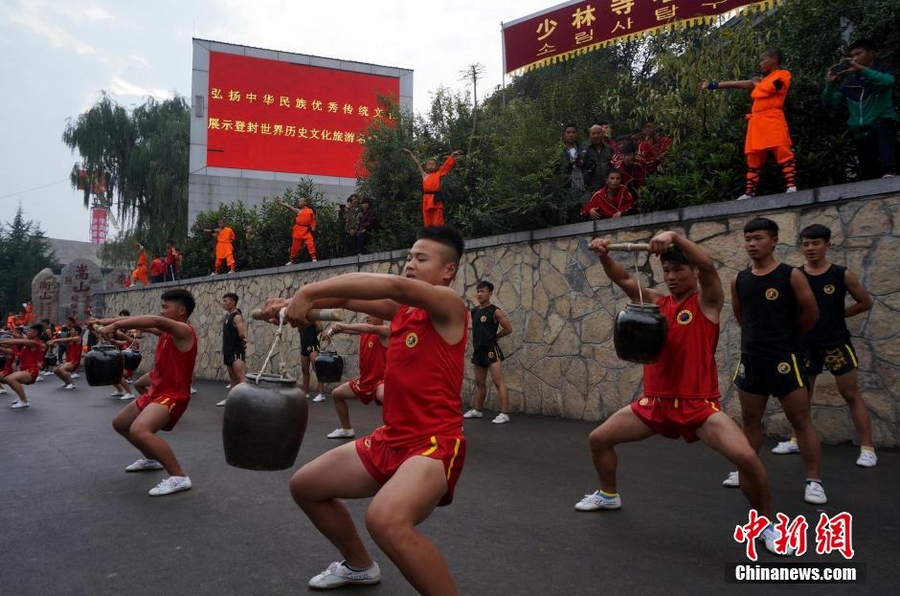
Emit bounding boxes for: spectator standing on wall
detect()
[353,198,376,254]
[822,38,898,179]
[277,196,317,264]
[402,148,462,226]
[582,123,617,193]
[344,194,362,253]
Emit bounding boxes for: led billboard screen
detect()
[206,51,400,178]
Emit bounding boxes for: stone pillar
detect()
[31,268,59,323]
[58,258,103,323]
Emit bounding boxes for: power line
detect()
[0,179,72,201]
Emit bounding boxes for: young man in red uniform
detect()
[0,324,47,408]
[47,325,83,390]
[320,315,390,439]
[577,231,787,555]
[701,48,798,200]
[724,217,825,505]
[261,226,468,593]
[93,289,198,497]
[277,196,318,263]
[402,148,462,226]
[580,170,637,220]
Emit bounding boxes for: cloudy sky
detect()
[0,0,554,242]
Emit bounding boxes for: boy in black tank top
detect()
[463,280,513,424]
[725,217,828,505]
[770,225,877,467]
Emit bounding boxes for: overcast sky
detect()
[0,0,554,242]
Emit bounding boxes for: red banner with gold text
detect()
[503,0,777,74]
[207,52,400,178]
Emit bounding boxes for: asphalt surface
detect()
[2,377,896,596]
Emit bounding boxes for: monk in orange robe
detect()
[701,48,797,200]
[132,244,150,285]
[276,197,317,264]
[206,219,236,274]
[402,148,462,226]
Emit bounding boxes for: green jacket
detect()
[822,64,898,135]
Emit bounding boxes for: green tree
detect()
[62,94,190,259]
[0,206,57,317]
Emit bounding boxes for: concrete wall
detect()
[96,178,900,447]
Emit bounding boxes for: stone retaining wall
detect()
[97,178,900,446]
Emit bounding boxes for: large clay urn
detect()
[83,344,124,386]
[121,349,142,371]
[314,351,344,383]
[613,303,668,364]
[222,373,308,471]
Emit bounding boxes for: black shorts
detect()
[803,343,858,377]
[471,344,504,368]
[733,353,806,399]
[299,326,319,357]
[224,352,245,366]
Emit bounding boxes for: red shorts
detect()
[356,427,466,507]
[630,395,721,443]
[22,368,40,382]
[349,378,384,405]
[135,393,190,432]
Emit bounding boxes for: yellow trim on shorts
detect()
[447,438,461,480]
[791,353,804,388]
[845,343,859,368]
[421,436,439,457]
[732,357,742,383]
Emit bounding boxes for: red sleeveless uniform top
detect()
[358,332,386,386]
[147,327,197,401]
[65,337,83,367]
[18,340,47,376]
[382,305,467,446]
[643,292,720,399]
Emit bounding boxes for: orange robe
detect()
[745,69,792,153]
[132,252,149,285]
[215,226,236,271]
[290,207,317,260]
[422,155,456,226]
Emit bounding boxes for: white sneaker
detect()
[148,476,192,496]
[462,408,483,419]
[120,393,134,400]
[326,428,356,439]
[10,400,30,409]
[216,398,227,407]
[308,561,381,589]
[190,386,198,394]
[575,491,622,511]
[856,449,878,468]
[760,525,796,556]
[224,384,232,389]
[0,387,7,394]
[71,373,80,379]
[785,186,798,193]
[804,481,827,505]
[285,261,293,266]
[312,393,326,402]
[771,440,799,454]
[722,471,740,488]
[492,413,510,424]
[125,458,164,473]
[110,391,124,397]
[35,375,45,382]
[64,383,76,390]
[736,193,754,201]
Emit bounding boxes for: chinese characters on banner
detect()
[207,52,401,178]
[734,510,855,561]
[502,0,778,74]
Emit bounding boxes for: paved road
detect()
[2,377,895,595]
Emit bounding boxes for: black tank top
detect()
[222,310,243,353]
[471,304,500,350]
[737,262,799,355]
[801,264,850,345]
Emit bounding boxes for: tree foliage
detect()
[62,94,190,260]
[0,206,57,316]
